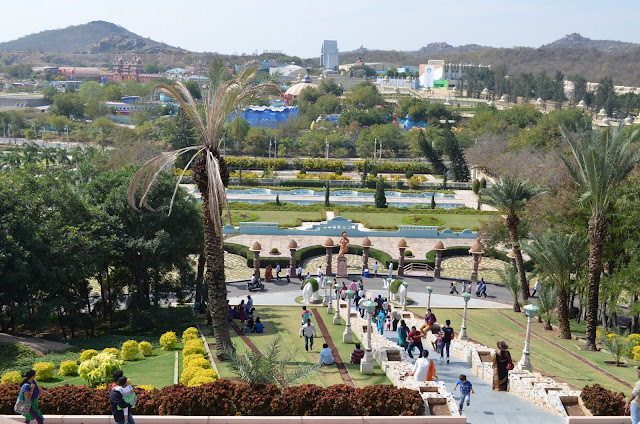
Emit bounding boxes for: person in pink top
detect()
[349,280,358,291]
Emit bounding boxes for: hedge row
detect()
[0,381,423,416]
[354,161,434,174]
[418,246,534,272]
[225,157,288,170]
[224,243,393,270]
[292,158,346,171]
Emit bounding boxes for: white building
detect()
[321,40,339,71]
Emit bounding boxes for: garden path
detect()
[0,333,70,355]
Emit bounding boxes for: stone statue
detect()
[302,282,314,304]
[397,283,407,305]
[338,231,349,257]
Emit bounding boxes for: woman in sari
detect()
[493,341,511,391]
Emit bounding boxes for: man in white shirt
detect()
[358,295,367,318]
[318,343,335,365]
[299,319,317,352]
[388,261,394,277]
[317,266,323,280]
[625,366,640,423]
[373,261,379,277]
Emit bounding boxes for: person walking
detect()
[375,308,386,335]
[493,341,512,391]
[18,369,52,424]
[286,266,291,283]
[110,374,135,424]
[388,261,394,278]
[440,319,455,363]
[297,265,303,282]
[410,350,437,382]
[275,263,281,280]
[354,291,361,313]
[397,320,409,352]
[449,281,458,294]
[454,374,474,412]
[531,279,540,297]
[390,305,402,331]
[301,306,312,324]
[373,261,379,277]
[625,366,640,424]
[299,319,317,352]
[358,295,367,318]
[406,326,424,359]
[317,266,323,280]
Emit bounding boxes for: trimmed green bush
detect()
[183,339,205,357]
[160,331,177,351]
[185,356,211,370]
[102,347,120,358]
[182,327,199,342]
[183,354,206,368]
[32,362,55,381]
[121,340,139,361]
[180,366,217,385]
[59,360,79,376]
[80,349,99,362]
[1,371,22,384]
[78,352,123,387]
[390,279,403,294]
[306,278,319,292]
[138,341,153,357]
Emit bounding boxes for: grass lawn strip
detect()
[339,211,491,231]
[311,308,355,387]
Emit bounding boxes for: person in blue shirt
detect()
[252,317,264,333]
[453,374,474,412]
[375,308,387,335]
[318,343,335,365]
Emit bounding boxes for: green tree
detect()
[127,65,279,358]
[536,283,557,330]
[411,128,445,174]
[525,232,587,338]
[49,115,70,134]
[561,126,640,350]
[24,128,36,141]
[50,92,85,120]
[442,128,469,181]
[497,265,521,312]
[595,77,616,116]
[79,81,106,101]
[430,192,436,209]
[484,177,544,302]
[344,81,384,110]
[374,177,387,208]
[105,84,124,102]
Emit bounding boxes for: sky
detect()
[1,0,639,58]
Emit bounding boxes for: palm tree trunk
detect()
[195,253,205,304]
[557,287,571,339]
[197,166,233,359]
[584,212,606,351]
[507,216,529,302]
[513,301,521,312]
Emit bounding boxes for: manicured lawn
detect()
[212,306,390,387]
[411,307,638,394]
[227,210,324,228]
[340,211,492,231]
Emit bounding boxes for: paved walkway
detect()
[380,329,564,424]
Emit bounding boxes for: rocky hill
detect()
[0,21,185,54]
[541,33,638,52]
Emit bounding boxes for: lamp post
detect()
[360,300,377,374]
[327,278,334,314]
[343,289,355,343]
[322,276,330,307]
[519,303,539,371]
[401,281,408,311]
[333,282,341,325]
[426,286,434,310]
[433,241,446,278]
[460,292,471,340]
[386,277,393,302]
[250,241,262,280]
[397,239,408,277]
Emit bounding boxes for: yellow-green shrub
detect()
[627,333,640,347]
[138,341,153,357]
[121,340,139,361]
[1,371,22,383]
[160,331,177,351]
[185,356,211,370]
[32,362,55,381]
[187,373,219,387]
[633,345,640,361]
[182,339,205,356]
[183,354,205,368]
[137,385,156,391]
[180,366,218,385]
[102,348,120,358]
[80,349,99,362]
[59,360,79,376]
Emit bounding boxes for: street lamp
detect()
[519,303,539,371]
[426,286,434,310]
[360,300,377,374]
[322,276,331,307]
[460,292,471,340]
[343,289,355,343]
[386,277,393,303]
[327,278,334,314]
[401,281,409,311]
[333,282,341,325]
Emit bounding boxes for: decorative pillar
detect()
[402,281,408,311]
[469,240,484,283]
[323,238,335,276]
[433,241,446,278]
[343,289,355,343]
[361,237,371,275]
[519,304,539,371]
[251,241,261,280]
[360,300,377,374]
[288,239,297,278]
[322,277,329,307]
[333,282,341,325]
[426,286,434,310]
[397,239,408,277]
[460,292,471,340]
[327,278,334,314]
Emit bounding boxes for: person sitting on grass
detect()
[242,317,254,333]
[350,343,365,364]
[252,317,264,333]
[318,343,335,365]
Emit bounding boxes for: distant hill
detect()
[0,21,186,54]
[541,33,639,52]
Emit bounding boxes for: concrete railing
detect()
[0,415,467,423]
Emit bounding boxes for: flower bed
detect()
[0,381,423,416]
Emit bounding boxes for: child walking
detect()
[453,374,474,412]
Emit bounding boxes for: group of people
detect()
[298,307,336,366]
[448,279,488,298]
[228,295,264,334]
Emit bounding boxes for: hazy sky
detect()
[2,0,639,57]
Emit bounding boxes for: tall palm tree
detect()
[497,265,521,312]
[561,126,640,350]
[127,64,279,358]
[484,176,544,302]
[41,147,57,169]
[525,231,587,338]
[536,282,557,331]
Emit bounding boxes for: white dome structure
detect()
[284,80,318,104]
